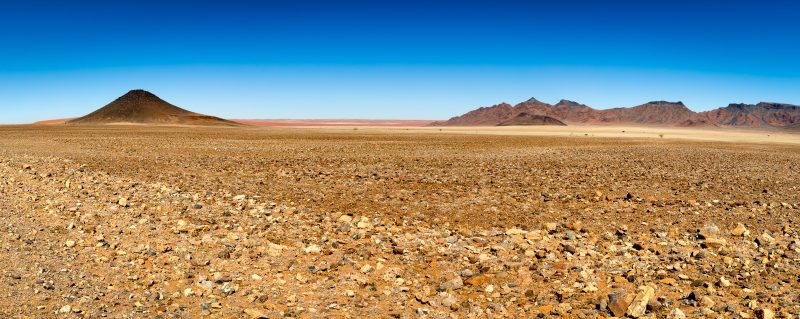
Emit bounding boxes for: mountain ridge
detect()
[432,98,800,129]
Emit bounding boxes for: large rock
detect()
[627,286,655,318]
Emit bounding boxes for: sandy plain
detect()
[0,124,798,318]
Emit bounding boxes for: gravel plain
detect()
[0,125,798,318]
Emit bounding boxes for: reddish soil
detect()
[32,118,72,125]
[234,119,436,127]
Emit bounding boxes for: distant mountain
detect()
[700,102,800,129]
[432,102,516,126]
[589,101,712,127]
[432,98,799,129]
[67,90,242,126]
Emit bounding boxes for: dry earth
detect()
[234,119,436,127]
[0,125,798,318]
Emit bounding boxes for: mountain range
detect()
[432,98,800,129]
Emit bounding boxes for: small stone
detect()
[267,243,287,257]
[758,232,776,245]
[183,288,194,297]
[244,308,270,319]
[704,237,727,249]
[304,244,321,254]
[700,296,715,308]
[608,291,629,317]
[58,305,72,314]
[345,289,355,297]
[65,240,76,248]
[659,278,677,285]
[441,294,457,308]
[699,225,720,239]
[233,195,246,201]
[220,282,238,295]
[755,308,774,319]
[719,276,731,287]
[465,275,488,286]
[118,197,128,207]
[671,308,686,319]
[360,264,373,273]
[439,276,464,291]
[338,214,353,223]
[545,223,558,233]
[176,219,189,232]
[485,285,495,293]
[357,219,372,229]
[538,305,554,315]
[731,223,749,237]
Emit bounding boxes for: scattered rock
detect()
[756,308,775,319]
[58,305,71,314]
[731,223,749,237]
[608,291,630,317]
[626,286,655,318]
[439,276,464,291]
[304,244,321,254]
[244,308,270,319]
[671,308,686,319]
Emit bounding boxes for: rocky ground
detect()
[0,125,798,318]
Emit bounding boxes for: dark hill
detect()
[67,90,241,126]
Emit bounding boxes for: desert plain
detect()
[0,124,798,318]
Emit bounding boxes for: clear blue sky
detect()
[1,0,799,123]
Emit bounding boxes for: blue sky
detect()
[1,0,799,123]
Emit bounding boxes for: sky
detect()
[1,0,799,123]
